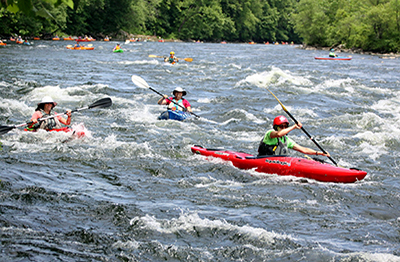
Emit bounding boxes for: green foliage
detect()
[2,0,400,51]
[293,0,400,52]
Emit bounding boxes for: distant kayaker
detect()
[74,42,81,48]
[113,44,121,51]
[329,49,337,57]
[157,87,192,113]
[164,51,179,64]
[29,96,72,130]
[258,115,330,157]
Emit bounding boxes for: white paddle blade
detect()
[131,75,149,89]
[125,40,130,44]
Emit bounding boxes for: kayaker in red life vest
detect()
[258,115,331,157]
[30,96,72,130]
[164,51,179,64]
[157,87,192,113]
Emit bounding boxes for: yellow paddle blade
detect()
[66,45,72,47]
[87,44,93,47]
[148,55,164,58]
[184,58,193,62]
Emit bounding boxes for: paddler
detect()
[29,96,72,131]
[164,51,179,64]
[258,115,330,157]
[113,43,121,51]
[157,87,192,113]
[329,48,337,57]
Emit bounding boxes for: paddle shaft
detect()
[267,88,338,166]
[149,87,200,118]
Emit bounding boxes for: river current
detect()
[0,40,399,261]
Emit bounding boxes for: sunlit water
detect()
[0,40,399,261]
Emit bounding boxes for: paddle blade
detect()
[87,44,93,47]
[125,40,130,44]
[88,97,112,109]
[148,55,164,58]
[0,125,16,136]
[184,58,193,62]
[131,75,150,89]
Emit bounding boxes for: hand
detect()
[294,121,302,129]
[316,151,330,157]
[66,110,72,118]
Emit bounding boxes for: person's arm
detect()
[292,144,330,157]
[183,99,191,112]
[31,111,42,123]
[158,95,168,105]
[270,122,302,139]
[57,110,72,125]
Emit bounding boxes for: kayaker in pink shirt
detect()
[30,96,72,130]
[157,87,192,113]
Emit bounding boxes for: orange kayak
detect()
[0,43,6,46]
[16,40,23,44]
[66,46,94,50]
[63,37,75,41]
[33,37,40,40]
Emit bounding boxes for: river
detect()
[0,40,399,261]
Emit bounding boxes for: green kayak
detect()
[113,49,124,53]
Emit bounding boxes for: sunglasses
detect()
[278,124,288,129]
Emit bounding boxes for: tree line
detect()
[1,0,400,52]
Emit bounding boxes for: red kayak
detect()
[191,145,367,183]
[24,126,85,138]
[315,57,352,60]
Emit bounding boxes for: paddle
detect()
[265,88,338,166]
[131,75,200,118]
[0,97,112,136]
[148,55,193,62]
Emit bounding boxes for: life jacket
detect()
[37,109,63,130]
[258,135,289,156]
[167,98,184,111]
[329,52,336,57]
[167,57,176,63]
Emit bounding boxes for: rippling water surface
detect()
[1,40,399,261]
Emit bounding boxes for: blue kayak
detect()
[158,110,191,121]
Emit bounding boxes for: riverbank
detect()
[299,44,400,59]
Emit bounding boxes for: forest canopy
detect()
[1,0,400,52]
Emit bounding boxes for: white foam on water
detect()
[117,60,158,65]
[239,66,313,88]
[0,97,32,117]
[130,212,290,244]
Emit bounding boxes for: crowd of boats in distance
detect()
[0,35,354,60]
